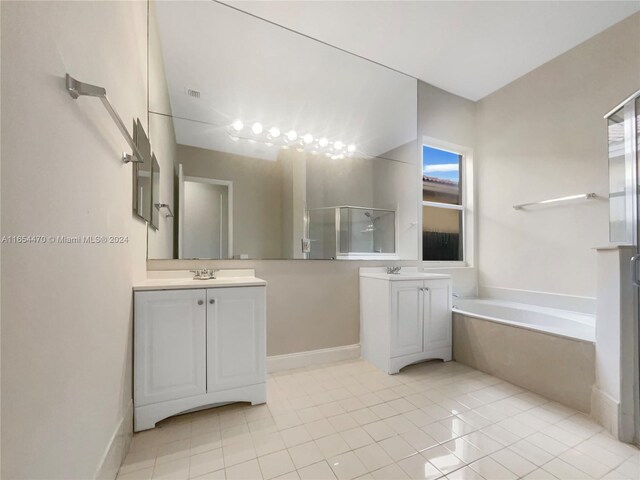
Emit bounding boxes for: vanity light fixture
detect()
[225,120,356,157]
[286,130,298,142]
[268,126,280,138]
[251,122,263,135]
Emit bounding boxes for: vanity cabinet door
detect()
[390,281,424,358]
[423,280,452,352]
[134,289,207,406]
[207,286,266,392]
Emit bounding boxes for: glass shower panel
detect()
[609,107,629,242]
[338,207,395,254]
[307,208,336,259]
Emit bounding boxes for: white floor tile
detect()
[354,443,394,472]
[316,432,352,459]
[341,427,375,450]
[288,441,324,469]
[189,449,224,479]
[396,453,442,480]
[468,457,517,480]
[119,359,640,480]
[328,451,368,480]
[298,461,337,480]
[378,435,417,461]
[225,459,263,480]
[258,450,296,480]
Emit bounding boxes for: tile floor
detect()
[117,360,640,480]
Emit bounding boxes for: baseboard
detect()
[591,386,620,439]
[95,400,134,480]
[267,344,360,373]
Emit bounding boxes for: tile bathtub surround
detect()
[117,360,639,480]
[452,314,595,413]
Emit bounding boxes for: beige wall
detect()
[1,1,148,479]
[476,13,640,298]
[177,144,285,259]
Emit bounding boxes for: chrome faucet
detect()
[386,266,402,274]
[190,268,217,280]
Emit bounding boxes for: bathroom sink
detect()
[133,269,267,291]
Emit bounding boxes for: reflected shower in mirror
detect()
[146,0,418,260]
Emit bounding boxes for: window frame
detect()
[419,138,474,267]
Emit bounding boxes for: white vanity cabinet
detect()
[360,268,452,374]
[134,273,266,431]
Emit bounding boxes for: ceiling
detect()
[225,0,640,101]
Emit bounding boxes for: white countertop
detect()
[359,266,451,281]
[134,269,266,291]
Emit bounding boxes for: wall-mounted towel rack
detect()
[65,74,143,164]
[155,203,174,218]
[513,193,597,210]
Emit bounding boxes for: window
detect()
[422,145,464,262]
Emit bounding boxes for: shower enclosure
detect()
[306,206,397,260]
[607,90,640,445]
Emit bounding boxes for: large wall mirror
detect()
[146,0,418,260]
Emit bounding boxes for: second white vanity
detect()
[360,267,452,374]
[133,269,266,431]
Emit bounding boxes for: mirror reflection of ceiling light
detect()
[268,126,280,138]
[286,130,298,142]
[226,120,357,158]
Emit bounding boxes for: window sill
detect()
[421,261,473,269]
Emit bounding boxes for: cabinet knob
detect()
[209,299,215,304]
[424,287,429,292]
[197,300,204,305]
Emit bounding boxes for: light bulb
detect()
[251,122,263,135]
[231,120,243,132]
[334,140,344,150]
[303,134,314,145]
[318,137,329,147]
[269,126,280,138]
[347,144,356,153]
[286,130,298,142]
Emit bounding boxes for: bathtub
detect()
[452,298,595,342]
[451,298,595,412]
